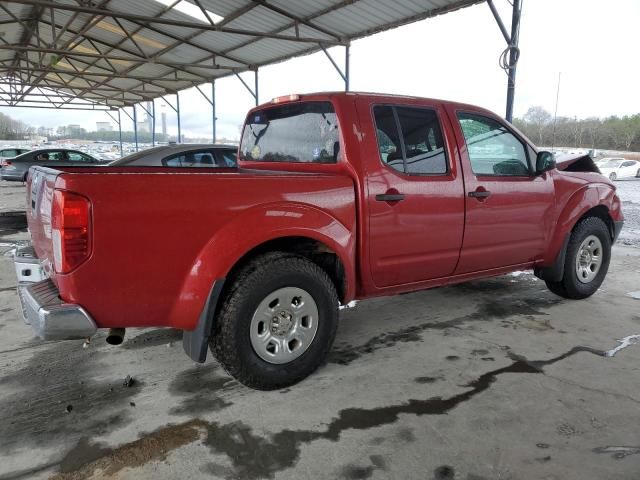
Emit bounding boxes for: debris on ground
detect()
[65,405,73,414]
[123,375,135,388]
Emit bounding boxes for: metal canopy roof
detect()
[0,0,483,110]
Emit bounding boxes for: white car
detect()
[598,158,640,181]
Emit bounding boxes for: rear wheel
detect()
[609,172,617,181]
[545,217,611,299]
[210,252,339,390]
[636,168,640,178]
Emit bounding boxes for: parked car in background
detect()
[598,158,640,180]
[1,149,107,182]
[108,144,237,167]
[0,147,30,158]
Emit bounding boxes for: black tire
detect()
[636,168,640,178]
[609,172,616,181]
[210,252,339,390]
[545,217,611,299]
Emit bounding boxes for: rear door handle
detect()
[376,193,405,202]
[468,189,491,199]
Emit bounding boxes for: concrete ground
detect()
[0,180,639,480]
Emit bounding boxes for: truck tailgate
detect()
[27,166,63,279]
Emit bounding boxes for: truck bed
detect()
[27,166,356,329]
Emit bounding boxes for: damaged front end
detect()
[555,153,601,173]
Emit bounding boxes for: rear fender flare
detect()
[171,201,356,331]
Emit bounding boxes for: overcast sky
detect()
[2,0,638,140]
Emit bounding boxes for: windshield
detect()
[601,160,622,168]
[239,101,340,163]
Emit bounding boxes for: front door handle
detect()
[468,189,491,199]
[376,193,405,202]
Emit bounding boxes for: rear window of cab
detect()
[239,102,340,164]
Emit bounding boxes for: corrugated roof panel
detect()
[266,0,337,20]
[223,5,290,33]
[197,0,254,19]
[1,0,482,108]
[187,30,252,54]
[231,38,313,65]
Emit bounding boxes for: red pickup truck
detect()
[16,92,623,389]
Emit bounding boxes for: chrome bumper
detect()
[15,244,97,340]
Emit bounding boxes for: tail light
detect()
[51,190,92,273]
[1,159,12,168]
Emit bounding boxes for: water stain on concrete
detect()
[471,349,489,356]
[50,419,207,480]
[167,364,238,415]
[593,446,640,459]
[339,454,387,479]
[0,341,140,452]
[433,465,455,480]
[329,294,561,365]
[414,376,443,384]
[120,328,183,350]
[52,343,623,479]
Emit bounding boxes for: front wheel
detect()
[545,217,611,299]
[636,168,640,178]
[210,252,339,390]
[609,172,617,181]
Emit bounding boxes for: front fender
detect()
[170,201,356,330]
[544,183,618,266]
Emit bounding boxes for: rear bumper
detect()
[15,244,96,340]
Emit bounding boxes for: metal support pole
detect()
[152,100,156,146]
[133,104,138,152]
[254,69,259,106]
[117,109,123,157]
[505,0,522,122]
[212,80,216,143]
[345,45,350,91]
[176,91,181,143]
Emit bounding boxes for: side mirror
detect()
[536,151,556,175]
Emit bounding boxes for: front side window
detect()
[373,105,448,175]
[457,113,530,176]
[240,102,340,163]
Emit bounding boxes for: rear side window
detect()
[457,113,530,176]
[1,149,18,157]
[67,152,94,162]
[373,105,448,175]
[240,102,339,163]
[164,150,223,167]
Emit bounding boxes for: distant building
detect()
[161,112,167,136]
[96,121,113,132]
[137,121,149,133]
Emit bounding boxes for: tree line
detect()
[0,112,31,140]
[513,106,640,152]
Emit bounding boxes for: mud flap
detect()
[182,279,225,363]
[534,234,570,282]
